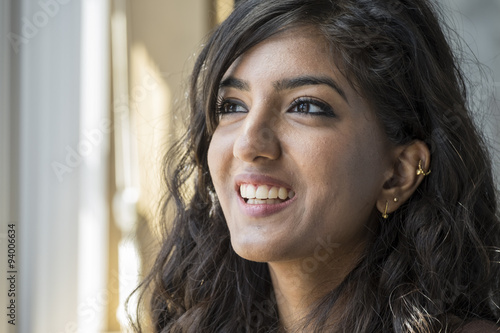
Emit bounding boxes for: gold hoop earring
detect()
[416,160,431,176]
[382,201,389,219]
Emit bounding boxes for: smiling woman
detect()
[130,0,500,332]
[208,28,395,274]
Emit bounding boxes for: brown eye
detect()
[288,98,336,117]
[297,102,310,113]
[216,99,247,115]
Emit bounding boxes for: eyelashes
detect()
[215,97,248,115]
[288,97,336,117]
[215,96,336,118]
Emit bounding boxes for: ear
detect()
[376,140,431,216]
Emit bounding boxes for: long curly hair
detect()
[130,0,500,331]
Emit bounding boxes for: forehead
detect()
[223,27,337,81]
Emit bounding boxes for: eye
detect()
[288,97,335,117]
[216,99,248,115]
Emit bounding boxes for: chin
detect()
[230,236,293,263]
[231,241,270,262]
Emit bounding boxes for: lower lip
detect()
[237,195,296,218]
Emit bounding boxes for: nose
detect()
[233,107,281,163]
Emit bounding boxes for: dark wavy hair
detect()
[130,0,500,331]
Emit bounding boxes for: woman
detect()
[131,0,500,331]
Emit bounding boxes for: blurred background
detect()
[0,0,498,332]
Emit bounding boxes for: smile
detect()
[240,184,295,205]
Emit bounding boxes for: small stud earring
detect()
[416,160,431,176]
[393,197,399,202]
[382,201,389,219]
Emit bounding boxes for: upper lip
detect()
[234,173,294,192]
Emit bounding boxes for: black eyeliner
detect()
[215,97,248,115]
[289,97,336,118]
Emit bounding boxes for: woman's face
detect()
[207,27,395,263]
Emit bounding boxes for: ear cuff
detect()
[416,160,431,176]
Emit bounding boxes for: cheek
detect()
[207,130,232,191]
[295,126,385,208]
[207,140,217,176]
[338,126,389,209]
[207,139,222,188]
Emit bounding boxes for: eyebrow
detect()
[219,77,250,91]
[219,75,348,103]
[274,76,347,102]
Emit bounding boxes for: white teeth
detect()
[247,199,281,205]
[268,186,278,199]
[255,185,269,199]
[240,184,295,202]
[278,187,288,200]
[246,185,256,199]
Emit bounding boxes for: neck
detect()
[267,241,366,330]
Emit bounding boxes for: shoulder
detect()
[453,320,499,333]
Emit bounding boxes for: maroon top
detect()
[454,320,499,333]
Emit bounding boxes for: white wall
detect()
[2,0,110,332]
[0,1,14,333]
[16,0,82,331]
